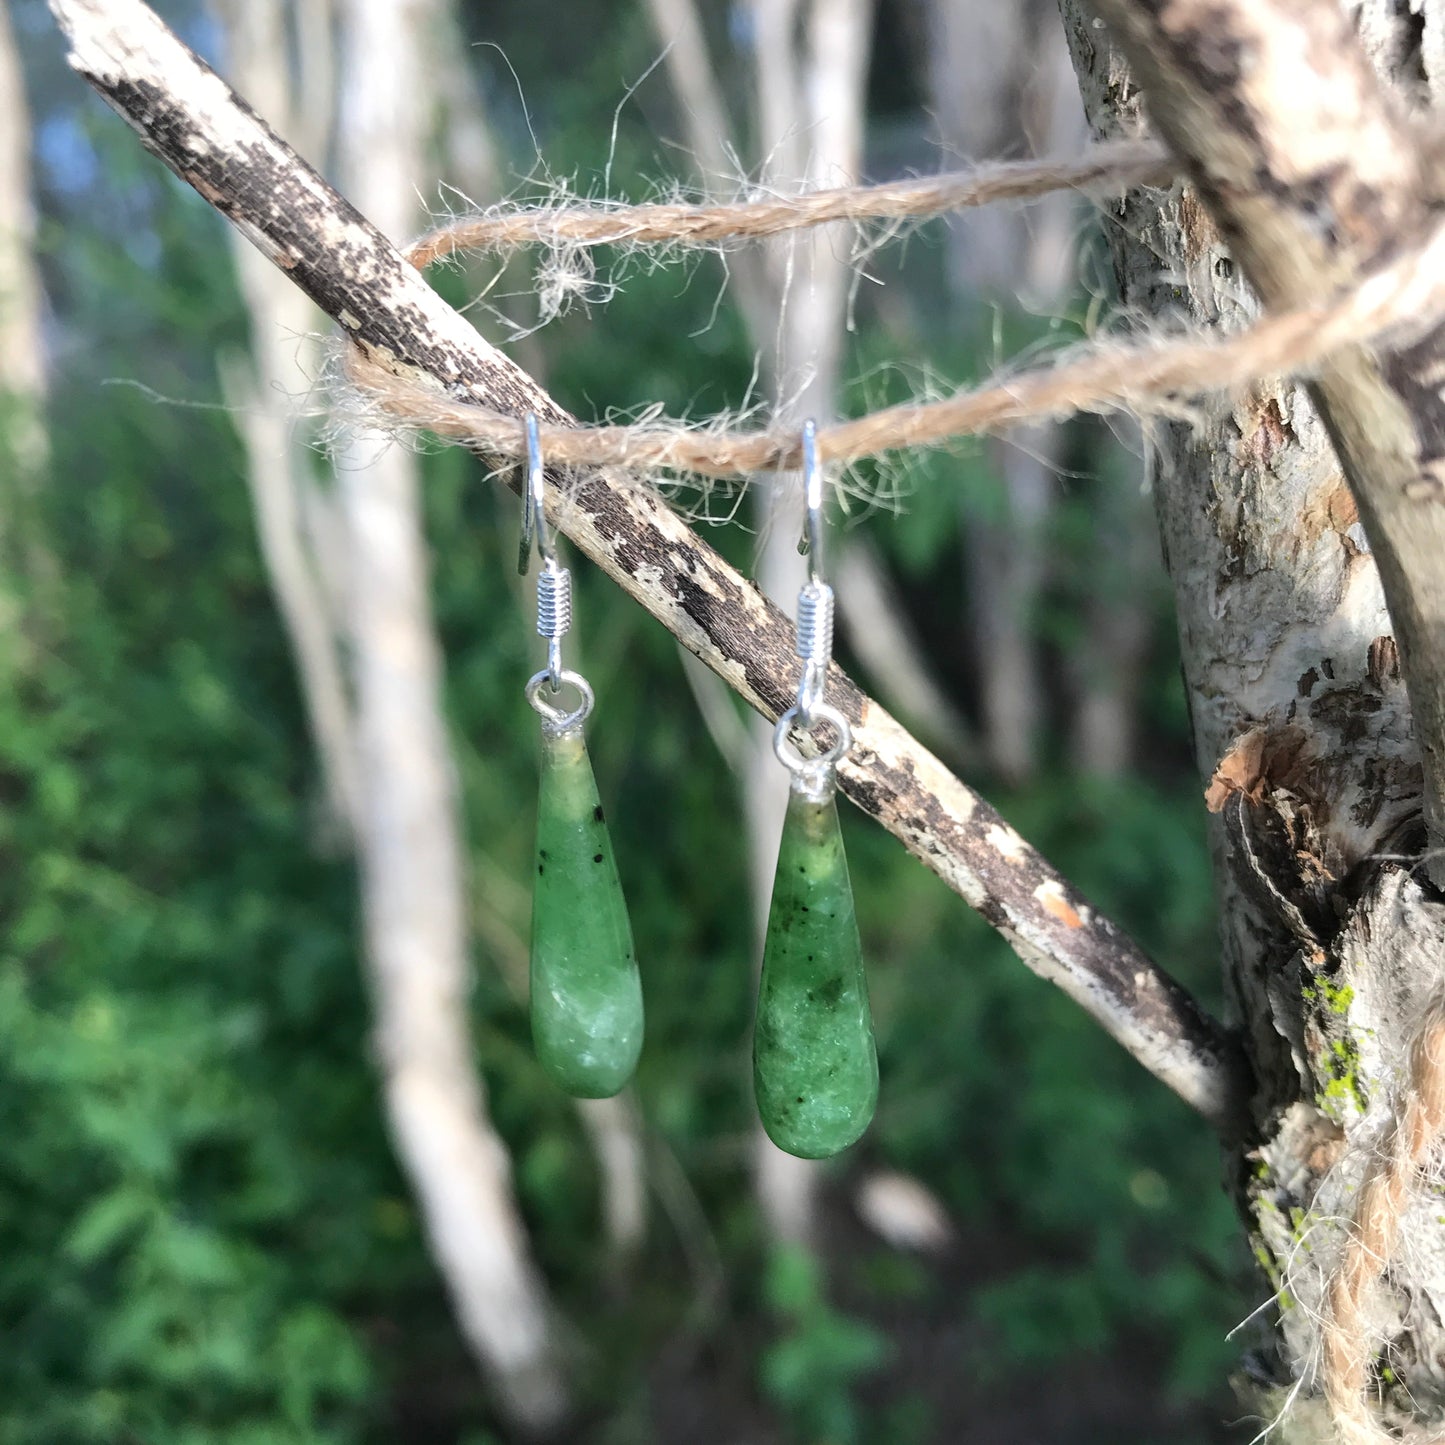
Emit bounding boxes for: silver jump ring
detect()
[526,668,594,733]
[772,701,852,774]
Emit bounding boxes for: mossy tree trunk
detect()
[1058,0,1445,1433]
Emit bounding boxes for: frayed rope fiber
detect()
[348,184,1445,481]
[404,139,1172,266]
[1318,997,1445,1445]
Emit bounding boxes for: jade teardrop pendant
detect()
[530,726,643,1098]
[753,782,878,1159]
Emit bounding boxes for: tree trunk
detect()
[1058,0,1445,1433]
[0,0,50,579]
[214,0,565,1419]
[927,0,1083,784]
[331,0,564,1425]
[1067,435,1157,779]
[644,0,880,1243]
[831,535,975,767]
[742,0,877,1248]
[213,0,362,843]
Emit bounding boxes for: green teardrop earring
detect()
[519,414,643,1098]
[752,419,878,1159]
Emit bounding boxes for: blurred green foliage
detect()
[761,1247,890,1444]
[1,2,1249,1441]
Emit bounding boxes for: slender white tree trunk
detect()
[744,0,875,1245]
[0,0,48,517]
[1068,422,1156,779]
[831,535,975,766]
[927,0,1083,784]
[214,0,361,841]
[332,0,564,1423]
[427,8,648,1260]
[645,0,877,1242]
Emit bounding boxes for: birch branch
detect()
[47,0,1248,1133]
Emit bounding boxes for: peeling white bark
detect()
[1059,0,1445,1431]
[330,0,564,1424]
[213,0,361,841]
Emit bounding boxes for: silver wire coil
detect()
[794,580,833,724]
[536,560,572,640]
[795,581,834,667]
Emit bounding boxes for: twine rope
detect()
[350,185,1445,479]
[405,139,1173,266]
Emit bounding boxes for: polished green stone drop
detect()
[753,783,878,1159]
[530,726,643,1097]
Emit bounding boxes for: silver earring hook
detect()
[775,417,848,796]
[518,412,554,576]
[801,417,826,587]
[517,412,586,723]
[794,419,834,721]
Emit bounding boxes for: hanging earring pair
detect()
[519,414,643,1099]
[753,420,879,1159]
[515,413,874,1153]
